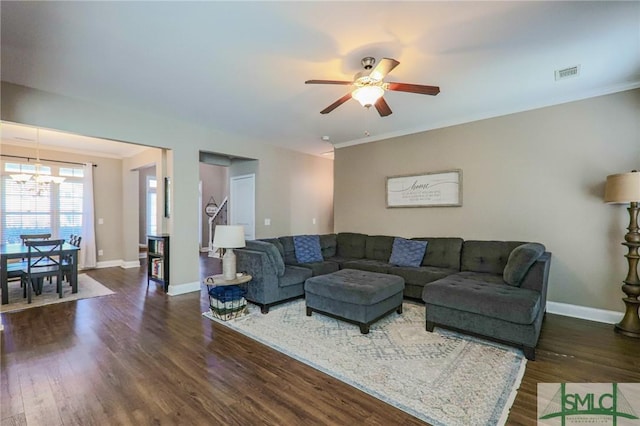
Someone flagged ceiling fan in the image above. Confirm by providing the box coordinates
[305,57,440,117]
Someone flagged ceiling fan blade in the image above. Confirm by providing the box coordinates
[305,79,352,85]
[320,93,352,114]
[369,58,400,81]
[386,82,440,95]
[374,97,392,117]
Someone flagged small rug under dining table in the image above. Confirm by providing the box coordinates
[1,274,114,314]
[203,299,526,426]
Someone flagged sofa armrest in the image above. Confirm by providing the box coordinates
[236,249,280,304]
[519,252,552,309]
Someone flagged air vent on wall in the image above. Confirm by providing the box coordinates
[555,65,580,81]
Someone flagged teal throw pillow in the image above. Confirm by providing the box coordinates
[503,243,545,286]
[293,235,323,263]
[389,237,428,268]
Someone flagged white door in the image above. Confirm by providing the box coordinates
[230,174,255,241]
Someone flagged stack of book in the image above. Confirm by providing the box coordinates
[152,240,164,255]
[151,259,163,279]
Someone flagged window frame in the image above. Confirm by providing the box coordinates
[1,159,84,244]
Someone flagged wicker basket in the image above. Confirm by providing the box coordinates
[207,285,247,321]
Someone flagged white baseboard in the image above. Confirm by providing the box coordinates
[96,259,141,269]
[96,260,125,269]
[199,247,209,253]
[167,281,201,296]
[547,301,624,324]
[121,260,142,269]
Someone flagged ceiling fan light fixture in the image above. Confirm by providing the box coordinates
[352,86,384,108]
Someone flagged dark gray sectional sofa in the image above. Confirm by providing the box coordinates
[235,232,551,360]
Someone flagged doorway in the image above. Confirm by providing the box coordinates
[199,162,230,252]
[230,174,255,241]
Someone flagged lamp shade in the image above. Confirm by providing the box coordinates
[604,171,640,204]
[352,86,384,107]
[212,225,246,248]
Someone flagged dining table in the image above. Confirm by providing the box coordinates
[1,242,80,305]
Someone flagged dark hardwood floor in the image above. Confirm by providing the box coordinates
[1,255,639,425]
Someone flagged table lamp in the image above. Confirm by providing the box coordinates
[604,170,640,337]
[213,225,246,280]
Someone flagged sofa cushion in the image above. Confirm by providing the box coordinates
[413,237,464,270]
[388,266,456,286]
[342,259,391,274]
[389,237,428,267]
[278,236,298,265]
[461,240,525,275]
[365,235,394,261]
[324,256,359,268]
[503,243,546,286]
[279,265,313,288]
[424,274,541,325]
[336,233,367,258]
[260,238,285,259]
[453,271,508,285]
[319,234,337,258]
[296,261,340,277]
[293,235,323,263]
[245,240,285,276]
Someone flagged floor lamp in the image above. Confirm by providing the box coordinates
[604,170,640,338]
[212,225,246,281]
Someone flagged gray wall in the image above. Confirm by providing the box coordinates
[334,89,640,312]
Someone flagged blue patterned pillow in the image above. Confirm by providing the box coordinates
[293,235,324,263]
[389,237,428,267]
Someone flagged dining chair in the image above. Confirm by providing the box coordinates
[18,233,52,266]
[62,235,81,283]
[4,262,25,284]
[20,233,52,243]
[21,239,65,303]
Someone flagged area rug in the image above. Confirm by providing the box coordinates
[1,274,114,313]
[203,300,526,426]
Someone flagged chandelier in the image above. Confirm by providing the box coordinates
[10,128,65,193]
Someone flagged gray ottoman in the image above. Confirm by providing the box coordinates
[304,269,405,334]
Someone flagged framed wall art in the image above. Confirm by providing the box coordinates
[386,169,462,208]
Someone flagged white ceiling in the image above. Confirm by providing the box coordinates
[0,122,150,159]
[1,1,639,158]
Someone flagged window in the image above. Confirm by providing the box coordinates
[147,177,157,236]
[1,161,84,244]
